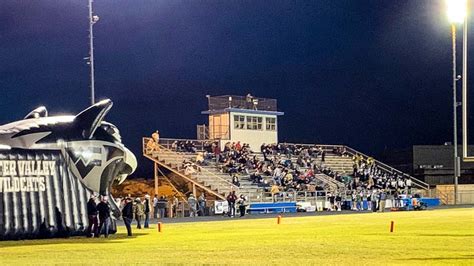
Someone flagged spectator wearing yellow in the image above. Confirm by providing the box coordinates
[146,131,160,153]
[270,183,280,202]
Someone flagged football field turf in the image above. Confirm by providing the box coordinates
[0,208,473,265]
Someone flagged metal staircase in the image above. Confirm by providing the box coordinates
[143,138,229,200]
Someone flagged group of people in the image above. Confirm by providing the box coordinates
[226,191,247,217]
[166,139,419,212]
[88,193,182,238]
[171,140,198,153]
[86,195,112,238]
[186,193,208,217]
[326,189,392,212]
[348,154,414,197]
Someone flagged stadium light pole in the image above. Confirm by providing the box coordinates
[88,0,99,105]
[446,0,467,205]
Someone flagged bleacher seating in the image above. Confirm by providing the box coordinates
[143,138,431,204]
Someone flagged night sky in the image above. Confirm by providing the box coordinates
[1,0,473,177]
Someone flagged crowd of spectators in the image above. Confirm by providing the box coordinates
[165,139,416,203]
[171,140,198,153]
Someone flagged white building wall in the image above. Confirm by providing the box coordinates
[228,111,278,151]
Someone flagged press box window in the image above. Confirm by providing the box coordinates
[234,115,245,129]
[246,116,262,130]
[266,117,276,131]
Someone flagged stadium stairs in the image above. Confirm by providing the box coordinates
[143,142,228,200]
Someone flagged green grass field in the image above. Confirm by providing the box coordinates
[1,208,473,265]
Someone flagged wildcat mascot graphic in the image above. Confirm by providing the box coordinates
[0,99,137,240]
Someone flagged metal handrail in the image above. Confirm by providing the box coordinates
[194,165,240,192]
[342,146,430,191]
[144,137,429,192]
[143,137,238,193]
[314,173,344,189]
[144,152,226,200]
[279,142,429,191]
[159,138,217,151]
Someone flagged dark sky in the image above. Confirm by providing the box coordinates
[1,0,473,177]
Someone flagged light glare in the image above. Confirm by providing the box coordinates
[446,0,467,23]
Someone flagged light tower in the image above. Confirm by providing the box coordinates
[446,0,467,204]
[88,0,100,105]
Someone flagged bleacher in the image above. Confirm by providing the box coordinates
[143,138,431,204]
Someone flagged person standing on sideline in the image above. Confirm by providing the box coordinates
[371,190,378,212]
[237,195,247,217]
[188,194,197,217]
[122,197,133,237]
[335,193,342,211]
[133,197,145,229]
[157,196,167,219]
[172,195,179,218]
[96,196,111,238]
[144,194,151,228]
[379,190,387,212]
[153,194,159,219]
[86,195,98,237]
[226,191,238,217]
[198,193,206,216]
[367,190,372,211]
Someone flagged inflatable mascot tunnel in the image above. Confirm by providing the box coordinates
[0,99,137,240]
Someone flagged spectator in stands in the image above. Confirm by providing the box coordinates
[86,195,98,237]
[307,184,316,197]
[97,196,111,238]
[398,178,405,192]
[145,131,160,154]
[320,148,326,162]
[133,197,145,229]
[270,183,280,202]
[171,141,178,151]
[143,194,151,228]
[235,141,242,151]
[195,152,205,165]
[232,174,240,187]
[188,194,198,217]
[226,191,238,217]
[184,161,198,175]
[121,197,133,237]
